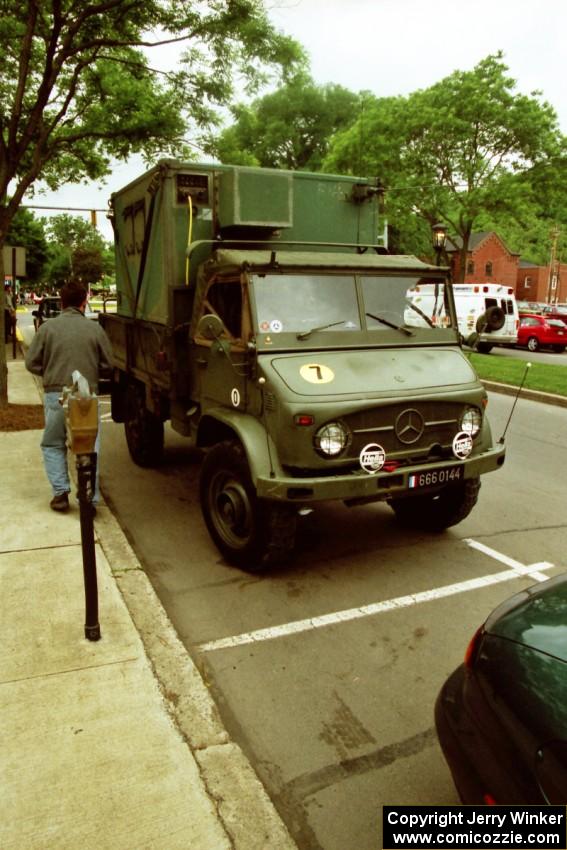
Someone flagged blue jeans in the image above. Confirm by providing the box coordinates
[41,392,101,503]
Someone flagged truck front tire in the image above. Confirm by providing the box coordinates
[389,477,481,531]
[124,382,164,467]
[200,440,296,571]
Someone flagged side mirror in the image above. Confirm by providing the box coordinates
[197,313,225,340]
[460,332,479,349]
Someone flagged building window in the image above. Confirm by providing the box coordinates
[524,276,532,289]
[467,261,474,275]
[485,262,493,276]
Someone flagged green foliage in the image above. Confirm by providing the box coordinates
[0,0,304,228]
[212,74,362,170]
[43,245,72,289]
[42,214,113,288]
[45,215,106,252]
[324,53,565,266]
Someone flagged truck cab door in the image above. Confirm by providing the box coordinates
[192,276,250,414]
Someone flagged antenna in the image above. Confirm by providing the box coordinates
[499,362,531,444]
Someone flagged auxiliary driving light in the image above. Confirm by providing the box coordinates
[460,407,482,437]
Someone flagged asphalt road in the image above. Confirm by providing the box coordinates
[97,392,567,850]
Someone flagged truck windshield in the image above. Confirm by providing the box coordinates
[362,276,454,331]
[252,272,453,336]
[254,274,360,335]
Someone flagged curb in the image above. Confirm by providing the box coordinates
[482,380,567,408]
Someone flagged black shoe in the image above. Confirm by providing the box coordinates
[50,493,69,512]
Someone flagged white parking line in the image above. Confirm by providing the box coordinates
[197,542,555,653]
[464,538,552,583]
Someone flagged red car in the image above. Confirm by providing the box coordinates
[517,313,567,352]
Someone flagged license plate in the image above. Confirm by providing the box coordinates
[408,466,463,489]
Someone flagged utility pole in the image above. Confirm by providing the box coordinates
[546,226,560,304]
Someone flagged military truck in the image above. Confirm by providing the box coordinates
[100,160,505,570]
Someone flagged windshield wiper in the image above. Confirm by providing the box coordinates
[406,301,436,328]
[365,312,414,336]
[296,320,346,340]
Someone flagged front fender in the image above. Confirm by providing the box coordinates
[197,408,284,485]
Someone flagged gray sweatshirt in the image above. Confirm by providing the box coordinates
[25,307,113,393]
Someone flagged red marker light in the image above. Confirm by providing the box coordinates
[464,625,484,668]
[382,461,399,473]
[295,414,314,427]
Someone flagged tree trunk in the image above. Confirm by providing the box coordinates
[455,230,472,283]
[0,246,7,408]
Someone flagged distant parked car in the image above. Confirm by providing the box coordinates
[436,572,567,805]
[539,305,567,326]
[516,313,566,352]
[33,296,100,331]
[32,296,62,331]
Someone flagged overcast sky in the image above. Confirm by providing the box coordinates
[28,0,567,242]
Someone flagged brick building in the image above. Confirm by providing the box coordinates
[446,231,520,288]
[516,260,567,304]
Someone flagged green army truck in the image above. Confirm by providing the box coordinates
[100,160,505,570]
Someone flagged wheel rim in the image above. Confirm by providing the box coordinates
[527,337,538,351]
[209,471,253,549]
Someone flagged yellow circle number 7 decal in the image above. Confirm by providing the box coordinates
[299,363,335,384]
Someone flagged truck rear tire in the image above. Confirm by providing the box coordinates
[475,341,493,354]
[200,440,296,571]
[124,382,164,467]
[389,477,481,531]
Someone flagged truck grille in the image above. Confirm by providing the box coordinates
[344,401,463,461]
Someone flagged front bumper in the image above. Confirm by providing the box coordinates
[256,443,505,502]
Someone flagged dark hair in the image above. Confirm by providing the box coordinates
[60,281,88,309]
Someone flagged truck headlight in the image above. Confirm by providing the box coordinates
[460,407,482,437]
[314,422,349,457]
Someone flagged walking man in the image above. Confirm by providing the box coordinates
[25,281,112,512]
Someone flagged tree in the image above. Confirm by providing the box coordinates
[5,208,49,287]
[0,0,302,405]
[41,213,113,289]
[212,73,362,171]
[325,54,565,272]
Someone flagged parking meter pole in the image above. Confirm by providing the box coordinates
[76,452,100,641]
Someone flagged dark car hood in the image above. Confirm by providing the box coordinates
[485,573,567,662]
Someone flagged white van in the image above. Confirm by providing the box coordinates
[452,284,519,353]
[406,282,519,353]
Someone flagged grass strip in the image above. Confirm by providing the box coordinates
[468,353,567,397]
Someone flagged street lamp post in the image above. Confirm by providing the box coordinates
[432,222,447,266]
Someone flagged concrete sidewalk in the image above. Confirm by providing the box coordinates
[1,349,296,850]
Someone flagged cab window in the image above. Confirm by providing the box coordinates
[202,278,247,342]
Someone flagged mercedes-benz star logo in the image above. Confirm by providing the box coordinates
[395,409,425,445]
